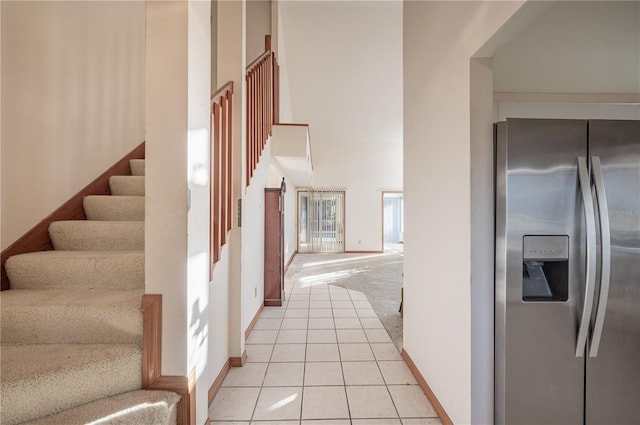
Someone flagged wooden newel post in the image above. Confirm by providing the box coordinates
[265,34,271,52]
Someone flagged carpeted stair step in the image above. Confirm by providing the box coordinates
[83,195,145,221]
[4,250,144,290]
[130,159,145,176]
[109,175,145,196]
[1,344,142,425]
[21,389,180,425]
[49,221,144,251]
[1,289,143,345]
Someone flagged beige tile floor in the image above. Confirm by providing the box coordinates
[209,255,441,425]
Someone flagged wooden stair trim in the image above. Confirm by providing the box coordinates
[142,294,163,387]
[208,359,231,405]
[401,348,453,425]
[284,251,297,274]
[225,303,264,368]
[230,351,247,368]
[1,142,145,290]
[150,371,196,425]
[142,293,196,425]
[245,303,265,340]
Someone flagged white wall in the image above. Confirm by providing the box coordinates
[493,1,640,95]
[403,2,524,423]
[145,0,190,378]
[206,3,239,424]
[1,1,145,249]
[308,144,402,251]
[187,1,213,423]
[147,2,223,422]
[275,2,293,123]
[242,144,271,330]
[283,178,296,265]
[208,241,230,396]
[242,144,297,328]
[246,0,271,63]
[211,0,217,94]
[216,0,246,362]
[278,1,403,252]
[469,57,496,425]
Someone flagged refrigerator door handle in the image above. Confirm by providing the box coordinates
[589,156,611,357]
[576,156,597,357]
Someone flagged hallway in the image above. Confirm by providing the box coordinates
[208,253,440,424]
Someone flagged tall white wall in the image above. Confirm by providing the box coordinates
[146,2,220,422]
[309,145,403,251]
[1,1,145,249]
[187,1,213,423]
[278,1,403,252]
[217,0,246,361]
[145,0,190,378]
[469,57,496,425]
[208,241,230,393]
[403,2,524,423]
[242,145,271,329]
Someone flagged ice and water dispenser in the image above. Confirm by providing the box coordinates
[522,236,569,302]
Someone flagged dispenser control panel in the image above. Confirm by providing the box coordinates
[522,235,569,302]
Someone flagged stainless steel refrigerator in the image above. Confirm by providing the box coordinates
[495,118,640,424]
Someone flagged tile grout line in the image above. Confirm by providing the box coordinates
[249,304,285,423]
[331,287,354,425]
[330,290,354,425]
[357,288,403,424]
[299,289,310,423]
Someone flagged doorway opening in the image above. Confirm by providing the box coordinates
[382,192,403,252]
[298,190,345,253]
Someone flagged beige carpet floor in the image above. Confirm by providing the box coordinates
[286,246,404,349]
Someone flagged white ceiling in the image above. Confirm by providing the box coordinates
[277,0,403,188]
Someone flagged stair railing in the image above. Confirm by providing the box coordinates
[210,81,234,276]
[246,34,279,186]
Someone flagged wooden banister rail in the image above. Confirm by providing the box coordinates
[246,34,280,187]
[210,81,234,279]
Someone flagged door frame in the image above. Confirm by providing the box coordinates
[296,189,346,253]
[381,191,403,251]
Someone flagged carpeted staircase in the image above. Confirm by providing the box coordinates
[1,159,180,425]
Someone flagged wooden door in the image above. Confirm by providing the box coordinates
[264,187,284,306]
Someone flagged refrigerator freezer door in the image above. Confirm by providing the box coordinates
[586,120,640,425]
[495,119,588,425]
